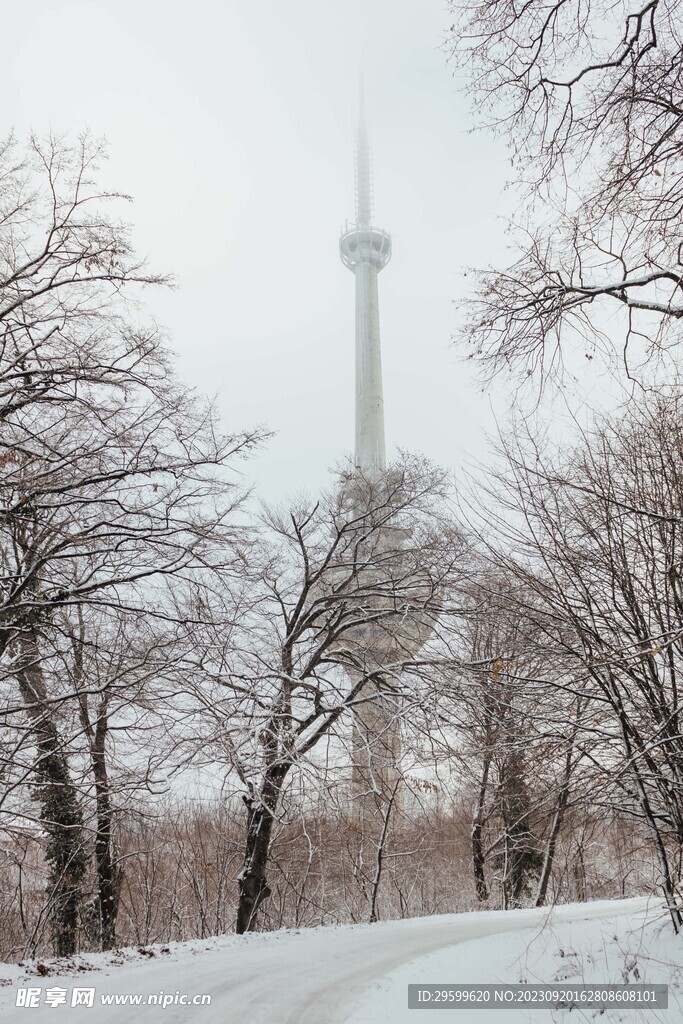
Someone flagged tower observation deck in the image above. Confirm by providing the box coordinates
[340,82,392,475]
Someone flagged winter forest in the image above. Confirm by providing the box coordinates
[4,0,683,976]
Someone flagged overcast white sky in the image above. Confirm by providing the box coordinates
[4,0,574,498]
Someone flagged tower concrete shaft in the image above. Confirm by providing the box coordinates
[353,260,386,472]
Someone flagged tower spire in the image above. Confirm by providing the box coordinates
[355,73,373,227]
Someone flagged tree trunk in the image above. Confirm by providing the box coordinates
[573,849,587,902]
[500,742,542,907]
[535,790,569,907]
[614,690,683,933]
[92,716,119,949]
[15,633,86,956]
[236,767,287,934]
[535,738,575,907]
[368,780,399,923]
[471,758,490,902]
[71,624,120,951]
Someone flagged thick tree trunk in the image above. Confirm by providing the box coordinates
[236,767,288,934]
[92,718,119,950]
[71,626,120,951]
[16,633,86,956]
[471,758,490,903]
[500,743,541,908]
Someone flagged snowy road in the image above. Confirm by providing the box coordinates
[0,899,651,1023]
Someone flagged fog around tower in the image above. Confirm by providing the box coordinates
[0,0,619,496]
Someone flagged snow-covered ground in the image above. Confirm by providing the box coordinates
[348,897,681,1024]
[0,897,678,1023]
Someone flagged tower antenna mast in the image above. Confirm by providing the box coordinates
[355,73,373,227]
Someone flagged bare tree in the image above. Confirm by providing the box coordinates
[188,456,466,933]
[472,395,683,928]
[0,132,262,953]
[434,585,581,911]
[447,0,683,383]
[62,605,198,950]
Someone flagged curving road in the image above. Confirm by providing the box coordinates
[0,899,649,1024]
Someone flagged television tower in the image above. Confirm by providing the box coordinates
[340,80,392,474]
[340,83,400,819]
